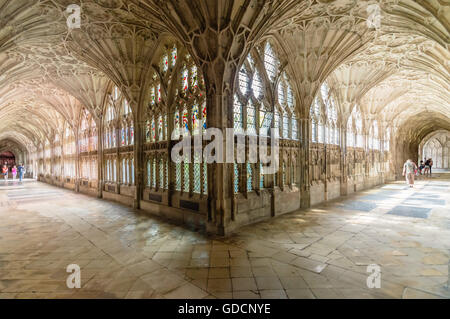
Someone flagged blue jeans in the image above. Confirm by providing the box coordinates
[19,172,23,181]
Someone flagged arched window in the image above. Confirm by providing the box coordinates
[233,41,298,193]
[278,73,297,140]
[354,107,364,148]
[146,44,207,195]
[311,97,322,143]
[384,129,390,151]
[347,114,354,147]
[104,98,116,149]
[327,97,338,145]
[311,82,339,145]
[371,120,379,150]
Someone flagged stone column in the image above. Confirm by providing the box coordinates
[340,126,348,196]
[75,130,80,193]
[205,91,234,235]
[97,118,103,198]
[133,116,144,209]
[300,118,310,208]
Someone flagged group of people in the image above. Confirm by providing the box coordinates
[402,157,433,188]
[1,163,26,182]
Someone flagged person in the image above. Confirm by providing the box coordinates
[424,158,431,176]
[18,164,25,182]
[419,160,424,175]
[11,165,17,180]
[428,158,433,176]
[402,159,417,188]
[1,164,8,181]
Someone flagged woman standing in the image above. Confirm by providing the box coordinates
[403,159,418,188]
[11,165,17,180]
[1,165,8,181]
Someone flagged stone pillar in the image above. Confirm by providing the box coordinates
[97,118,104,198]
[75,130,80,192]
[340,126,348,196]
[300,118,310,208]
[133,117,144,209]
[205,92,234,236]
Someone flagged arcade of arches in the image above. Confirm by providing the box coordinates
[0,1,449,235]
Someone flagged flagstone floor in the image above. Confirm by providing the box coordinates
[0,174,449,299]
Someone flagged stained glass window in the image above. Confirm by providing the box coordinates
[234,163,239,193]
[234,96,243,133]
[247,163,253,191]
[278,81,285,105]
[174,111,180,138]
[292,116,298,140]
[247,103,256,135]
[130,125,134,145]
[165,159,168,189]
[158,115,163,141]
[347,116,354,147]
[252,70,263,99]
[203,162,207,194]
[131,159,135,185]
[274,110,280,137]
[171,46,177,67]
[175,162,181,191]
[287,84,294,109]
[264,42,277,81]
[112,130,116,147]
[151,117,156,141]
[259,110,272,137]
[183,162,189,192]
[147,160,151,186]
[182,66,188,93]
[384,130,390,151]
[122,159,126,183]
[150,87,155,105]
[192,103,199,135]
[193,161,201,194]
[152,158,156,188]
[146,120,150,142]
[318,123,324,143]
[182,108,189,135]
[159,158,164,189]
[124,99,131,115]
[260,163,264,189]
[239,66,249,95]
[283,115,290,139]
[121,128,125,146]
[202,102,207,133]
[157,84,161,102]
[191,65,198,89]
[161,54,169,73]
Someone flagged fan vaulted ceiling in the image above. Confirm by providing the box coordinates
[0,0,448,152]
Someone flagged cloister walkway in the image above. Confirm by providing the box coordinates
[0,175,449,299]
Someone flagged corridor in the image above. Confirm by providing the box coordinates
[1,174,449,299]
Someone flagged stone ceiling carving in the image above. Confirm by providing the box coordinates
[0,0,448,151]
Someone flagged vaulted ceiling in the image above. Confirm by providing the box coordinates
[0,0,448,152]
